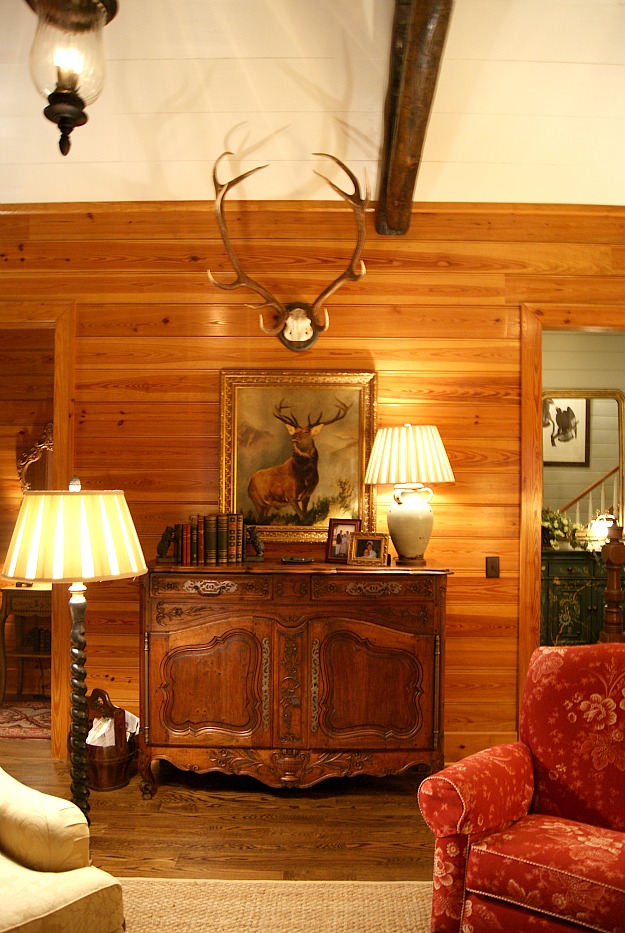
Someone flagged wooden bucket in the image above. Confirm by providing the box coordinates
[84,688,138,791]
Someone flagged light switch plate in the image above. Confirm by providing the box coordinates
[486,556,500,578]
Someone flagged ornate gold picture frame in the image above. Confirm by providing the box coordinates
[347,532,389,566]
[220,370,377,542]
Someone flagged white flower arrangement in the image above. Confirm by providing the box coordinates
[541,508,585,549]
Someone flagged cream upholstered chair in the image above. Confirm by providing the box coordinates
[418,644,625,932]
[0,766,124,932]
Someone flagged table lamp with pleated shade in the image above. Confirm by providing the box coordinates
[364,424,455,565]
[1,480,147,820]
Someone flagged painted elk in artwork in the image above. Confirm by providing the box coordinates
[208,153,369,351]
[248,398,352,523]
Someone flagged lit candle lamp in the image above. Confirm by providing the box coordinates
[54,47,83,92]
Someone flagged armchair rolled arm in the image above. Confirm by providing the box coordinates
[418,741,534,838]
[0,767,90,872]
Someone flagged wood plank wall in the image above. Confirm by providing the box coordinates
[0,200,623,762]
[0,328,54,695]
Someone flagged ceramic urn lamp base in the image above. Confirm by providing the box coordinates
[387,484,434,566]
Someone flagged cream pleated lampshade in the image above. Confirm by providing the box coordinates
[364,424,455,486]
[2,489,147,584]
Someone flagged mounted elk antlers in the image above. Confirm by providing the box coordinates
[207,152,369,352]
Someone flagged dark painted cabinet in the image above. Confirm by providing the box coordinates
[540,549,624,645]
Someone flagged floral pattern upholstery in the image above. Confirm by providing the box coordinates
[418,644,625,932]
[521,645,625,832]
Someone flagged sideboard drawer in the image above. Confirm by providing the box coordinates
[311,574,438,601]
[150,573,272,600]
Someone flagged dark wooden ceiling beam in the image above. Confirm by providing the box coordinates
[376,0,453,236]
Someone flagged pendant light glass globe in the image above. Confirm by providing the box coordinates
[29,14,107,104]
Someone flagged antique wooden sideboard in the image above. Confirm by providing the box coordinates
[138,561,449,795]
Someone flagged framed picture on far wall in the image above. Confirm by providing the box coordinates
[542,395,590,467]
[325,518,361,563]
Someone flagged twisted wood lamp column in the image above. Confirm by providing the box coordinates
[68,584,90,819]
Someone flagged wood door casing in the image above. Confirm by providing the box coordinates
[0,302,75,759]
[520,303,625,707]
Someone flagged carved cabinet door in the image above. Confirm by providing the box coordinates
[308,617,437,750]
[145,613,274,748]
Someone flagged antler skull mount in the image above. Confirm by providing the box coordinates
[207,152,369,352]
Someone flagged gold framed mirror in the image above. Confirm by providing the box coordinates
[17,421,54,491]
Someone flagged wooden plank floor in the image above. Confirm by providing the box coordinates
[0,737,435,882]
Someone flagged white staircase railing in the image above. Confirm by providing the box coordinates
[560,465,620,526]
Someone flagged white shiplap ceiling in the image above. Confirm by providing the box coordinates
[0,0,624,205]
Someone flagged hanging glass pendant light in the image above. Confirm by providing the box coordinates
[24,0,117,155]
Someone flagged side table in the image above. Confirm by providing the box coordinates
[0,585,52,704]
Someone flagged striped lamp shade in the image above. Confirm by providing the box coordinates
[2,489,147,584]
[364,424,455,486]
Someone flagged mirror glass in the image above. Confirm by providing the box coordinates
[542,332,625,531]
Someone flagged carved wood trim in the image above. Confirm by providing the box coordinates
[279,631,303,744]
[140,746,431,791]
[182,579,239,596]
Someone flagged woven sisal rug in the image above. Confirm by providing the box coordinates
[118,878,432,933]
[0,699,51,739]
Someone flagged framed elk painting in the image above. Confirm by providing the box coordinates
[220,370,377,542]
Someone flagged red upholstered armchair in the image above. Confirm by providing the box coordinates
[418,644,625,932]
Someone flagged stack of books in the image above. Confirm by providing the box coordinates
[172,513,245,565]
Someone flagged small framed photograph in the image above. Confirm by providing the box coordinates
[325,518,361,563]
[347,533,389,567]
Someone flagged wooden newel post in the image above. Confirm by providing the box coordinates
[600,524,625,642]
